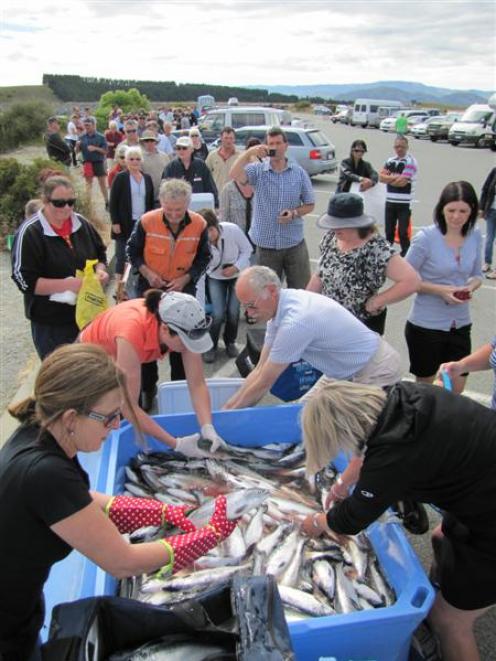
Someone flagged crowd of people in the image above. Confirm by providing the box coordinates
[3,117,495,661]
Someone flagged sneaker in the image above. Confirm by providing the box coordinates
[225,343,239,358]
[482,263,492,273]
[203,348,217,363]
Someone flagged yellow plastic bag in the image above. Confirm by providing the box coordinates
[75,259,108,330]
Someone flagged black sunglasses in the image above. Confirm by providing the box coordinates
[49,198,76,208]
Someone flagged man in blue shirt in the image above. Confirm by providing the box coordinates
[230,127,315,289]
[77,116,108,208]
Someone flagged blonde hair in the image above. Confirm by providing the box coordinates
[115,144,127,159]
[8,344,134,431]
[301,380,387,477]
[25,198,42,218]
[125,145,143,160]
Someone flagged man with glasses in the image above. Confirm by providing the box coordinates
[229,127,315,289]
[162,136,218,207]
[223,266,401,410]
[77,116,109,208]
[121,119,140,147]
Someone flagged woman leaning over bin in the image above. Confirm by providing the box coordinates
[300,379,496,661]
[79,289,227,457]
[0,344,237,661]
[11,174,108,359]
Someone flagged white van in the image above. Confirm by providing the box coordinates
[199,106,285,143]
[448,104,496,147]
[371,105,404,128]
[351,99,404,128]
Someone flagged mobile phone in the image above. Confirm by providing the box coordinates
[268,148,276,157]
[453,290,470,300]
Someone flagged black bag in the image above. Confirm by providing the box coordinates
[41,576,294,661]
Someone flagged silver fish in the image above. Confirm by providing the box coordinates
[158,564,250,592]
[335,563,361,614]
[122,638,230,661]
[354,581,384,607]
[244,507,265,549]
[266,529,300,577]
[279,537,305,587]
[187,489,270,528]
[312,560,336,601]
[278,586,335,617]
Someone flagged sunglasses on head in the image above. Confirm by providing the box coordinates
[49,198,76,208]
[85,408,121,427]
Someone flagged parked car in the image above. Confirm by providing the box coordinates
[380,110,428,132]
[406,114,429,131]
[426,112,462,141]
[331,108,352,124]
[313,105,332,115]
[411,116,440,139]
[448,104,496,147]
[198,106,285,143]
[209,125,337,177]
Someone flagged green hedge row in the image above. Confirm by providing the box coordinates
[0,101,53,153]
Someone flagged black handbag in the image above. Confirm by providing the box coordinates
[41,576,294,661]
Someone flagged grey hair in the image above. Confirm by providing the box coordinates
[301,380,387,478]
[125,119,138,129]
[241,266,281,294]
[159,178,192,203]
[125,145,143,160]
[115,143,128,158]
[84,116,96,125]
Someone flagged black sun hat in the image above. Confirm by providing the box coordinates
[317,193,375,230]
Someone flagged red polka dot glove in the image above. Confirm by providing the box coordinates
[208,495,238,541]
[156,496,239,576]
[106,496,197,534]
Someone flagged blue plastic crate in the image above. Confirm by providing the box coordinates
[43,405,434,661]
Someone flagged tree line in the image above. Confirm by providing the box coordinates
[42,74,300,104]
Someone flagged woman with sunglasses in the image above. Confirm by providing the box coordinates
[336,139,378,193]
[0,344,237,661]
[80,289,227,456]
[11,174,108,359]
[109,146,154,287]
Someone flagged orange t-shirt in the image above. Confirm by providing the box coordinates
[80,299,163,364]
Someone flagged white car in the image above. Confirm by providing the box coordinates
[411,116,438,139]
[379,115,400,132]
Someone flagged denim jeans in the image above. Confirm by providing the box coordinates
[31,320,80,359]
[207,277,240,348]
[484,208,496,265]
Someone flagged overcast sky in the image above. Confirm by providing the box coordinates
[1,0,495,91]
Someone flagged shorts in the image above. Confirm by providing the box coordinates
[437,514,496,610]
[83,161,106,178]
[405,321,471,378]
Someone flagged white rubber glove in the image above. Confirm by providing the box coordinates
[175,433,209,458]
[201,424,228,453]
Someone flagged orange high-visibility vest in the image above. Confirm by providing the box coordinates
[141,209,206,281]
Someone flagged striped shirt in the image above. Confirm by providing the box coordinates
[383,153,418,204]
[245,159,315,249]
[265,289,379,379]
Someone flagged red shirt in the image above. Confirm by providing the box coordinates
[49,217,73,249]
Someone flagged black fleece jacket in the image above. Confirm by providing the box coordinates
[327,382,496,536]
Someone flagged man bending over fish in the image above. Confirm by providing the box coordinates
[223,266,401,410]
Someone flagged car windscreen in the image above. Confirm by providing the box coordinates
[461,109,492,123]
[307,131,329,147]
[201,113,226,130]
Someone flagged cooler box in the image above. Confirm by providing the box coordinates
[43,405,435,661]
[189,192,215,212]
[157,377,245,414]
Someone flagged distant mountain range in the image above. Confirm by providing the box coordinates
[252,81,491,107]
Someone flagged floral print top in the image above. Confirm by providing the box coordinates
[318,232,395,321]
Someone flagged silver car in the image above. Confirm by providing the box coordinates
[210,125,337,177]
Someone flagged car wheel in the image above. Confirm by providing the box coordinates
[430,137,438,142]
[449,140,459,146]
[491,143,496,152]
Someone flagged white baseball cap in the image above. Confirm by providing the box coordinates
[158,292,213,353]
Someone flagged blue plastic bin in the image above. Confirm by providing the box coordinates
[43,405,434,661]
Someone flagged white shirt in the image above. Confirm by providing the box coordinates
[265,289,379,379]
[207,222,252,279]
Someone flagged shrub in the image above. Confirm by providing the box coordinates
[0,101,53,153]
[294,100,312,111]
[94,88,150,130]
